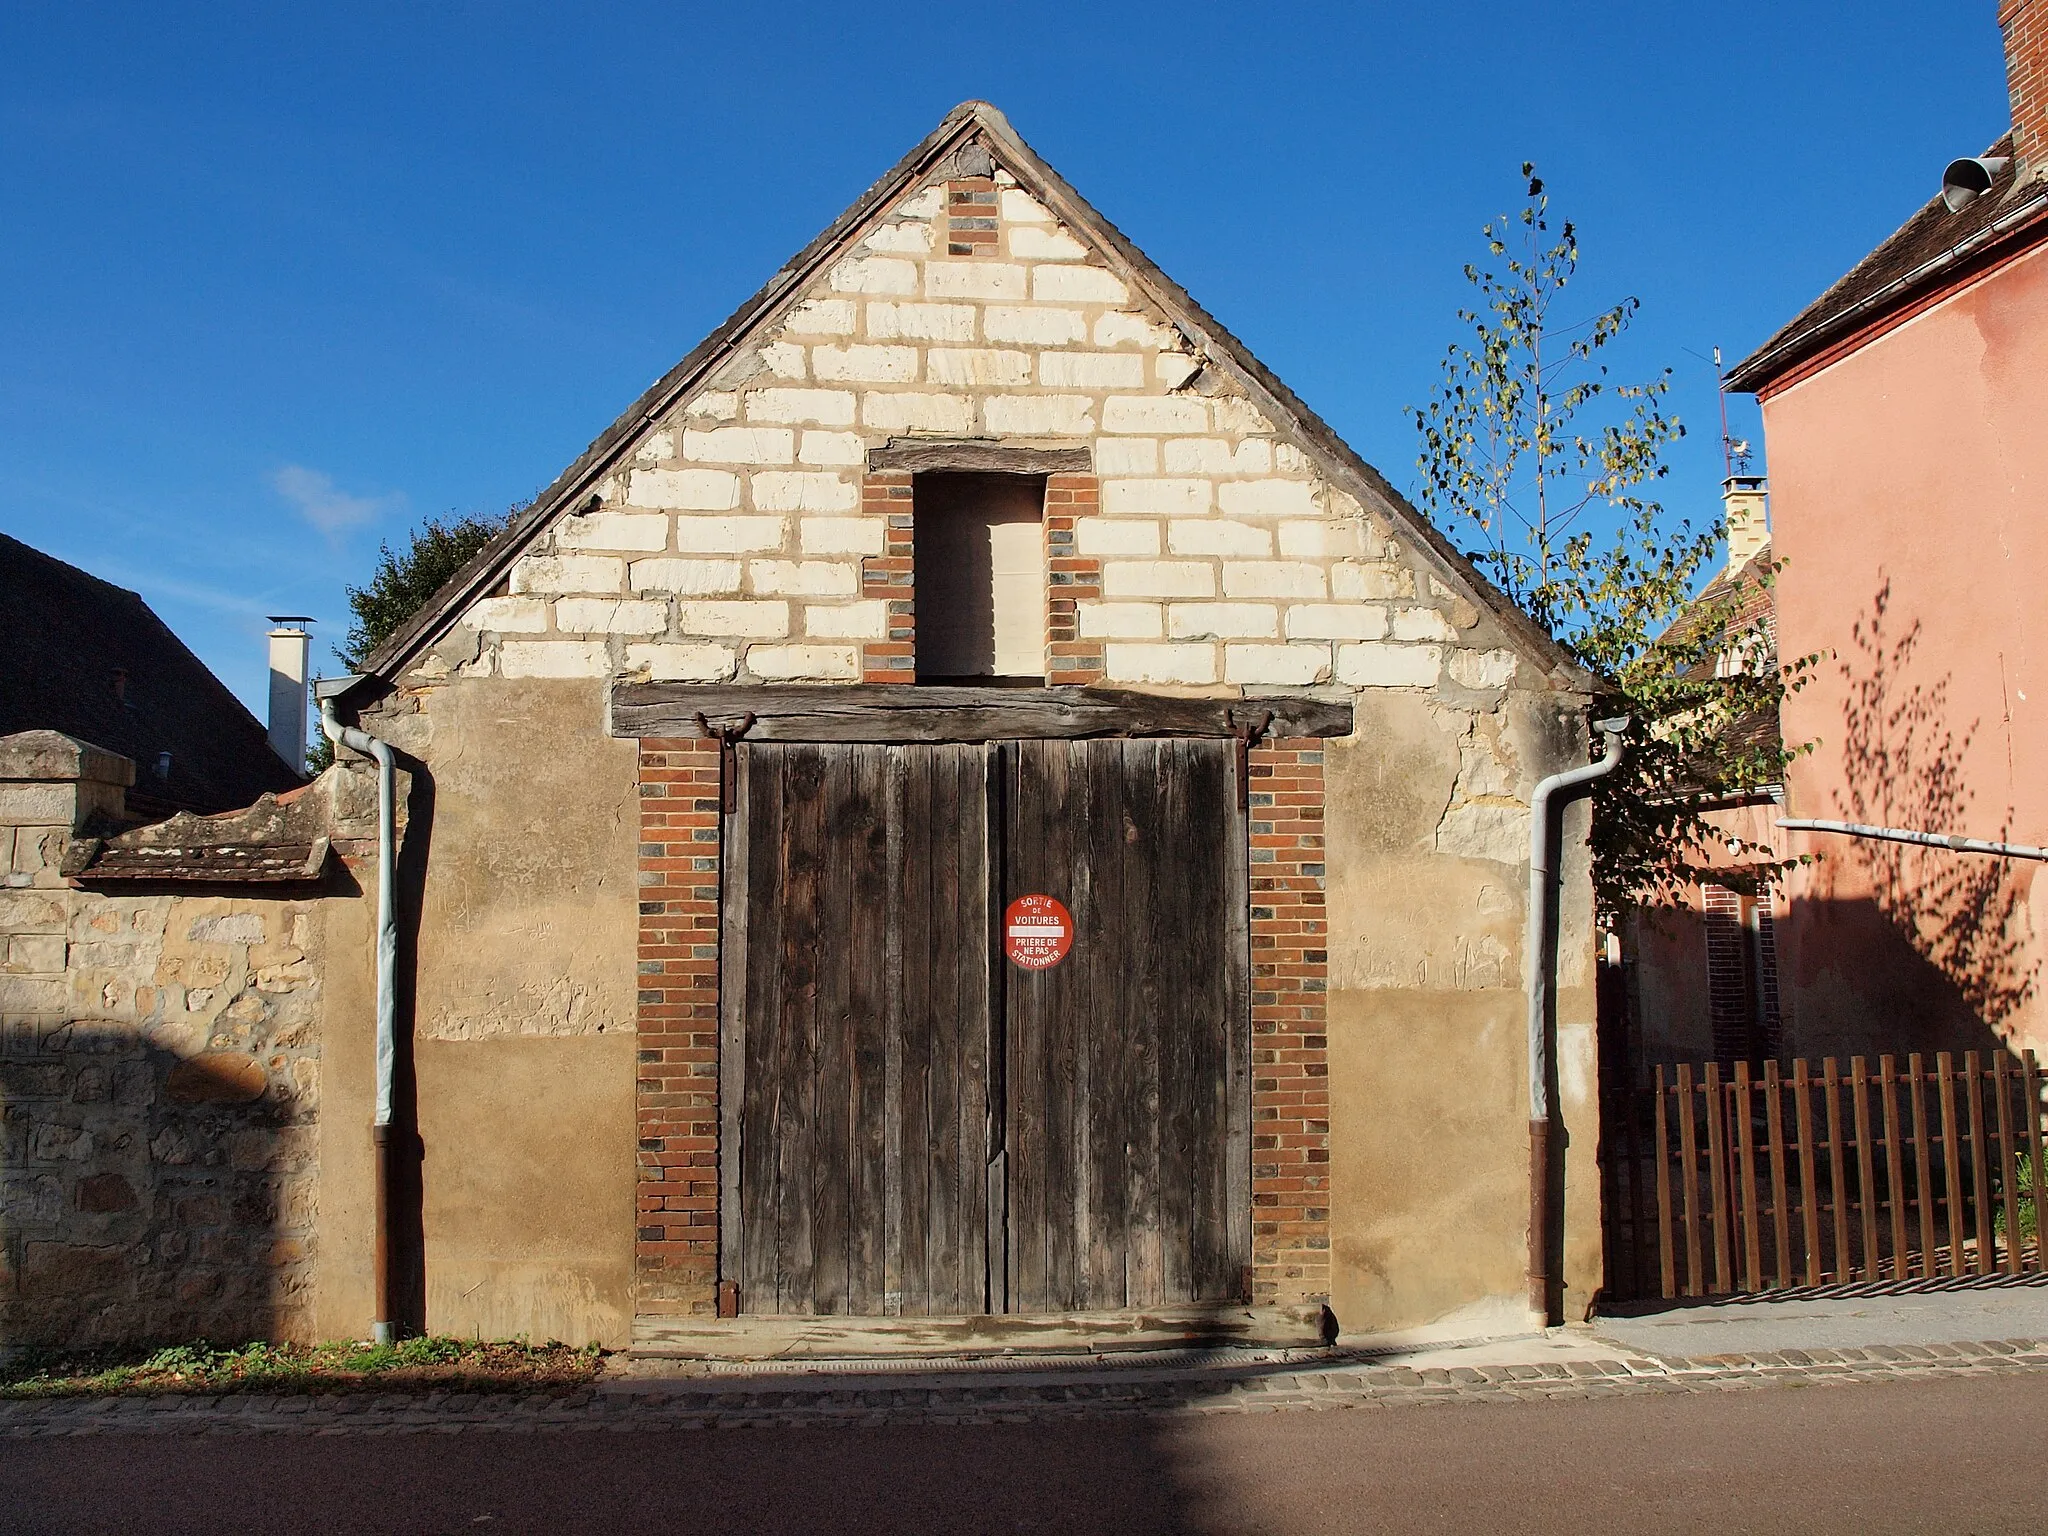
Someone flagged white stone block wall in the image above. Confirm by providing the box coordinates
[434,167,1529,710]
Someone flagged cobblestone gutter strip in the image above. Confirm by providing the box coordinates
[5,1340,2047,1437]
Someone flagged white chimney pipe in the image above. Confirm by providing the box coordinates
[266,618,313,772]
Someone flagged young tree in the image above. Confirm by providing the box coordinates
[306,508,514,770]
[1410,167,1807,914]
[338,509,515,671]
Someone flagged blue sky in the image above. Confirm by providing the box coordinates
[0,2,2010,715]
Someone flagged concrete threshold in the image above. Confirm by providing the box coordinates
[627,1304,1331,1365]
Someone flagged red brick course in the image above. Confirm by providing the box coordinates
[860,471,916,684]
[945,177,1000,256]
[1045,472,1104,685]
[1247,738,1330,1306]
[634,737,723,1315]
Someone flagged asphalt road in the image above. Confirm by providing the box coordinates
[7,1372,2042,1535]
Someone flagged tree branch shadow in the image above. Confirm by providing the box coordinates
[1827,578,2037,1032]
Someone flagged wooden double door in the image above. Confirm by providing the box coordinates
[720,737,1250,1317]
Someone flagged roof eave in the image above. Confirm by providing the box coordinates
[1728,184,2048,395]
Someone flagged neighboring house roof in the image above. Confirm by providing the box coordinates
[0,534,303,816]
[358,100,1589,694]
[1729,136,2048,394]
[1658,544,1782,797]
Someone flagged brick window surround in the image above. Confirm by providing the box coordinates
[861,468,1105,687]
[632,726,1330,1320]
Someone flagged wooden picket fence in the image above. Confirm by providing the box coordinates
[1601,1051,2048,1301]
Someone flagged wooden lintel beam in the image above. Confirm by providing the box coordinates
[610,683,1352,743]
[865,441,1093,475]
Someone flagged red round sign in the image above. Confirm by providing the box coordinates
[1004,894,1073,970]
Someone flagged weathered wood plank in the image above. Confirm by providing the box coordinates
[1734,1062,1761,1291]
[778,747,828,1313]
[1130,741,1175,1308]
[983,745,1007,1315]
[1765,1060,1791,1289]
[715,747,751,1302]
[1852,1057,1879,1282]
[808,747,856,1313]
[1212,737,1245,1310]
[1794,1059,1821,1287]
[1823,1059,1849,1283]
[1704,1063,1732,1293]
[612,683,1353,744]
[1002,743,1044,1310]
[1881,1056,1909,1282]
[896,748,936,1311]
[1181,739,1238,1302]
[1086,741,1132,1308]
[1995,1052,2022,1277]
[942,742,992,1315]
[1910,1054,1936,1279]
[881,749,908,1315]
[1938,1053,1966,1278]
[866,440,1092,475]
[1041,742,1083,1309]
[844,747,891,1312]
[737,748,784,1308]
[1677,1064,1703,1297]
[1967,1051,1996,1276]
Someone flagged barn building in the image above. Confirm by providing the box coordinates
[3,103,1603,1354]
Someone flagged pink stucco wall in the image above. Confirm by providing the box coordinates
[1762,239,2048,1059]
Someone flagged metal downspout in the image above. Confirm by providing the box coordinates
[1525,716,1629,1327]
[318,691,399,1347]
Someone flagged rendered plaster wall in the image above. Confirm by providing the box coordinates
[357,678,638,1347]
[1323,688,1599,1340]
[1,738,335,1349]
[1762,241,2048,1061]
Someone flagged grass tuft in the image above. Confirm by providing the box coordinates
[0,1337,603,1400]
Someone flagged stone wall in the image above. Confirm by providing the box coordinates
[414,169,1525,700]
[1,733,358,1350]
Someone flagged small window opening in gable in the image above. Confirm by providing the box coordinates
[912,472,1046,684]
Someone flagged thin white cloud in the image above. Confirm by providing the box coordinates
[272,464,401,535]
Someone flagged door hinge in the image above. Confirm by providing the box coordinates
[694,711,756,815]
[1229,709,1274,812]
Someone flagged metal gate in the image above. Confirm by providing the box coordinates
[719,738,1249,1317]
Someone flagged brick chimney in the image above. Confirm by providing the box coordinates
[2004,0,2048,183]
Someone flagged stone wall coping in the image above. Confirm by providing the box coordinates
[0,730,136,787]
